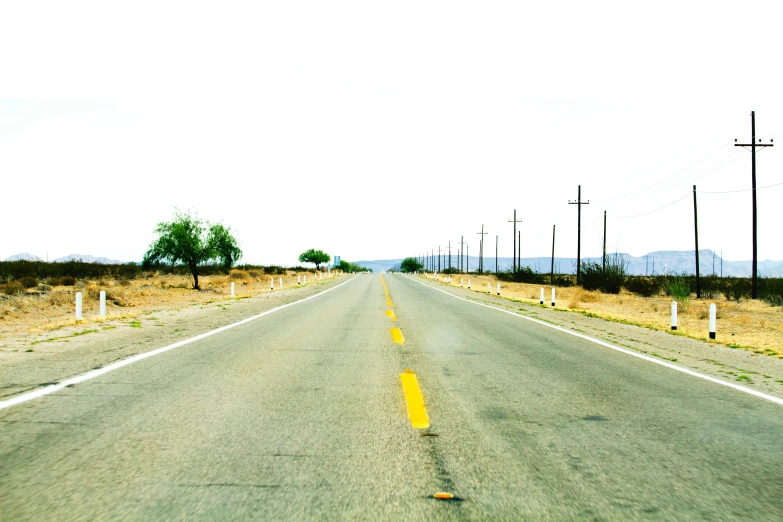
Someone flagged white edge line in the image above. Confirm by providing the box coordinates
[403,274,783,406]
[0,275,360,411]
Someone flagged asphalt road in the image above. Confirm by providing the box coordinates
[2,273,782,520]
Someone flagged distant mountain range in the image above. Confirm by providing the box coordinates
[3,253,127,264]
[355,250,783,277]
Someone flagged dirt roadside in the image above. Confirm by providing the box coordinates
[0,274,353,400]
[412,274,783,401]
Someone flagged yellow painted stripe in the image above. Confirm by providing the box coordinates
[386,310,395,317]
[400,369,430,429]
[390,327,404,343]
[387,301,394,307]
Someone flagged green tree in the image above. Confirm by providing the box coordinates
[299,249,330,269]
[142,210,243,290]
[400,257,424,273]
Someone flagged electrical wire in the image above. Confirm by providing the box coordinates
[613,193,691,219]
[700,181,783,194]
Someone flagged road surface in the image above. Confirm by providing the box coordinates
[2,273,782,520]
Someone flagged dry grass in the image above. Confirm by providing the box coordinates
[0,269,331,339]
[430,273,783,356]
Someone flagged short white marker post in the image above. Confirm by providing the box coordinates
[75,292,82,320]
[231,282,235,298]
[298,275,301,285]
[540,287,544,305]
[99,290,106,318]
[279,277,283,289]
[487,283,491,294]
[304,275,307,283]
[551,287,556,307]
[671,301,678,330]
[270,278,274,290]
[497,283,501,296]
[709,303,717,339]
[460,279,463,287]
[328,268,331,277]
[468,279,471,289]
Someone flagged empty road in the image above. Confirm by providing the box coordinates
[2,273,782,520]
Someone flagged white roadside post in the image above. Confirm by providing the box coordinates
[230,282,235,298]
[279,277,283,289]
[270,278,274,290]
[75,292,82,320]
[540,287,544,305]
[497,283,501,296]
[297,275,301,285]
[99,291,106,318]
[460,279,463,287]
[468,279,471,289]
[304,275,307,284]
[551,287,556,307]
[709,304,717,339]
[487,283,491,294]
[671,301,678,330]
[328,268,331,277]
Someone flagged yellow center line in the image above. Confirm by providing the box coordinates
[400,369,430,429]
[387,300,394,307]
[390,327,404,343]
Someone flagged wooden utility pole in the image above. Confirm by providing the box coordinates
[495,235,498,274]
[508,210,522,272]
[459,236,465,273]
[448,241,452,271]
[550,225,556,286]
[602,210,607,273]
[734,111,773,299]
[477,225,487,274]
[693,185,701,298]
[518,231,521,267]
[568,185,590,285]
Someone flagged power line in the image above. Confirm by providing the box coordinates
[613,193,690,219]
[700,180,783,194]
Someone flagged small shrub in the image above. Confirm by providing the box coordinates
[247,270,262,280]
[3,282,24,295]
[725,278,752,302]
[664,277,691,301]
[625,277,661,297]
[118,278,131,287]
[37,284,52,293]
[19,276,39,289]
[229,269,252,283]
[61,276,76,286]
[262,265,286,275]
[579,261,604,291]
[497,266,545,285]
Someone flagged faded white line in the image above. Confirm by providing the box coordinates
[0,276,360,411]
[404,275,783,407]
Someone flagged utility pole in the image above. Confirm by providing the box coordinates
[508,210,522,272]
[693,185,701,298]
[495,235,498,274]
[466,244,469,272]
[735,111,773,299]
[713,250,716,277]
[518,231,521,267]
[438,246,441,272]
[550,225,556,286]
[477,225,487,274]
[448,241,452,271]
[568,185,590,285]
[459,236,465,273]
[721,250,723,278]
[602,210,607,273]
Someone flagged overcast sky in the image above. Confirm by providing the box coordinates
[2,1,782,266]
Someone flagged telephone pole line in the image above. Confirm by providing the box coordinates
[568,185,590,285]
[448,241,452,271]
[495,235,498,274]
[734,111,773,299]
[477,225,487,274]
[508,210,522,272]
[602,210,607,273]
[550,225,556,286]
[459,236,465,273]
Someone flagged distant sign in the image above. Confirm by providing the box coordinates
[334,256,341,267]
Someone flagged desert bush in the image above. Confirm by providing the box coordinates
[579,261,604,291]
[19,276,39,289]
[759,277,783,306]
[37,284,52,293]
[664,277,691,301]
[61,276,76,286]
[625,277,661,297]
[497,266,545,285]
[247,270,262,280]
[602,255,628,294]
[48,291,73,306]
[262,265,286,275]
[229,269,252,282]
[724,278,752,302]
[3,282,24,295]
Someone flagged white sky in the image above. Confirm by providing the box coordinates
[2,1,782,266]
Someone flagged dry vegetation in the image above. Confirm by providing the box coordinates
[0,269,331,340]
[430,273,783,357]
